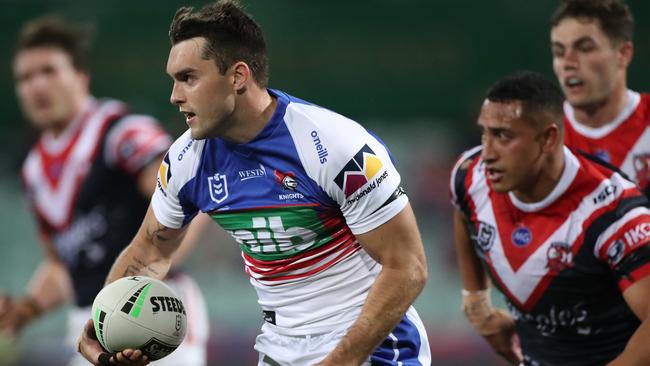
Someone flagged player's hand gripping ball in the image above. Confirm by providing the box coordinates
[91,276,187,361]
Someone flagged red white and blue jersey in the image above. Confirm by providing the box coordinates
[151,89,424,344]
[564,90,650,196]
[450,146,650,366]
[22,98,171,307]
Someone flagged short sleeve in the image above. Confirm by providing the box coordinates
[151,131,203,229]
[594,206,650,291]
[449,146,482,213]
[104,115,172,175]
[283,102,406,235]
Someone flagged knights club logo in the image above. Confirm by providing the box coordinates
[275,170,298,190]
[208,173,228,203]
[334,144,383,197]
[546,242,574,273]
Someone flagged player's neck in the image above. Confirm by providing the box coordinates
[512,147,565,203]
[43,119,72,138]
[42,94,91,139]
[571,85,629,128]
[222,86,276,144]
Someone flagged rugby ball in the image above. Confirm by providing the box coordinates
[91,276,187,360]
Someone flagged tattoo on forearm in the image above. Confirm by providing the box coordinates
[121,257,160,277]
[145,223,171,245]
[136,256,160,275]
[123,265,140,277]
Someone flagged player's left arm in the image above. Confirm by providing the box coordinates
[597,204,650,365]
[607,274,650,365]
[315,202,427,366]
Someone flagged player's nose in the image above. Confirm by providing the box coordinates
[170,82,185,105]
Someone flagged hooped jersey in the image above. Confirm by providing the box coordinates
[450,146,650,366]
[564,90,650,195]
[22,98,171,306]
[152,89,408,335]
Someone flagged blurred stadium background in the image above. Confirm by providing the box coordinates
[1,0,649,365]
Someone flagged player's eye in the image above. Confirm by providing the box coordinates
[551,47,564,58]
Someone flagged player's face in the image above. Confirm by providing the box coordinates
[167,37,236,140]
[13,47,89,131]
[551,17,627,110]
[478,100,544,194]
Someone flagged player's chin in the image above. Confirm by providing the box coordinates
[189,126,209,140]
[490,181,511,194]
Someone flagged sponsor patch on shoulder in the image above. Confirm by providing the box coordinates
[334,145,388,203]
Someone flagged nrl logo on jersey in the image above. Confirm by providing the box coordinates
[208,173,228,203]
[475,221,495,252]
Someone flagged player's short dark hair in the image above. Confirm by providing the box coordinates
[15,15,93,72]
[486,71,564,132]
[551,0,634,44]
[169,0,269,87]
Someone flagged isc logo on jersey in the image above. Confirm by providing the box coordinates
[157,153,172,197]
[334,144,389,204]
[621,222,650,249]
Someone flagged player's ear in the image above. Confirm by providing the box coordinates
[618,41,634,69]
[541,123,560,152]
[76,70,91,92]
[232,61,251,94]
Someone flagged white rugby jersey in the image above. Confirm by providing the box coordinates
[152,89,408,335]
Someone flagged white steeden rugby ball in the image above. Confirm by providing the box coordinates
[91,276,187,360]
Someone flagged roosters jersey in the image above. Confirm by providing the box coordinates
[22,98,171,306]
[450,146,650,366]
[152,89,411,336]
[564,90,650,195]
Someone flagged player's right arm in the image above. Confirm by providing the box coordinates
[77,205,188,366]
[104,204,188,285]
[453,209,522,365]
[78,132,201,366]
[449,149,522,365]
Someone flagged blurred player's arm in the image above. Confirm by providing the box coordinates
[453,208,522,365]
[0,238,71,335]
[607,273,650,365]
[315,203,427,366]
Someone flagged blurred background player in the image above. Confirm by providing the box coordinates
[77,1,430,365]
[0,16,209,366]
[551,0,650,197]
[450,71,650,365]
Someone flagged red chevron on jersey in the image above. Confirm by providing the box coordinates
[455,148,640,310]
[22,100,127,230]
[564,91,650,190]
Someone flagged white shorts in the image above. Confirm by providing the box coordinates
[255,306,431,366]
[67,273,210,366]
